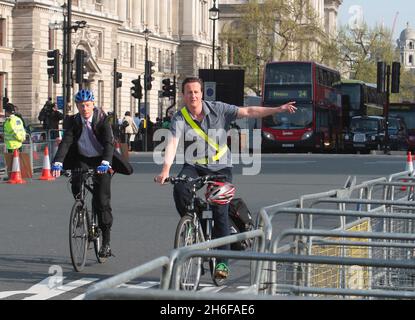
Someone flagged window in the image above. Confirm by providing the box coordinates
[95,0,103,12]
[130,45,135,68]
[410,42,414,49]
[410,55,413,64]
[0,18,5,47]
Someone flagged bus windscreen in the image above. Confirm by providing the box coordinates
[265,63,312,85]
[263,104,313,129]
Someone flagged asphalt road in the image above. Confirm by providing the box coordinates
[0,152,407,299]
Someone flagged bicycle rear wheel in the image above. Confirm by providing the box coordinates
[174,215,203,291]
[69,201,88,272]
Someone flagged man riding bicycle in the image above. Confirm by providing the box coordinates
[155,77,296,280]
[52,89,133,258]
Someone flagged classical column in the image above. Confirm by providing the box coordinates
[117,0,127,22]
[132,0,141,29]
[159,0,167,36]
[146,0,155,31]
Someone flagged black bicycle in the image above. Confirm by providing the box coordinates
[167,174,230,291]
[65,169,106,272]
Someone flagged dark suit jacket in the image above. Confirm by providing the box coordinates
[53,108,133,175]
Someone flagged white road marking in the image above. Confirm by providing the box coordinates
[23,278,99,300]
[0,277,65,299]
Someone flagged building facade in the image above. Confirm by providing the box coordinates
[397,23,415,72]
[0,0,341,123]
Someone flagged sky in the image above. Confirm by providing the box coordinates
[338,0,415,41]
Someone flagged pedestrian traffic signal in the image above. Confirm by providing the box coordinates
[115,72,123,88]
[131,78,143,99]
[161,78,176,97]
[145,60,155,90]
[47,49,60,84]
[391,62,401,94]
[75,49,87,84]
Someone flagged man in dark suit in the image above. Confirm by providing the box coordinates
[51,89,133,258]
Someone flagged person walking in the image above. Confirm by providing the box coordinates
[51,89,133,258]
[155,77,296,280]
[121,111,138,151]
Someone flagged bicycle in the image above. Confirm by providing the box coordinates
[64,169,106,272]
[167,174,230,291]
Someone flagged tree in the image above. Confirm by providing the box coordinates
[336,24,398,82]
[220,0,329,94]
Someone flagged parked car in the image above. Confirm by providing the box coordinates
[344,116,385,153]
[387,117,409,151]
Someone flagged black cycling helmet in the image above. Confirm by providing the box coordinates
[4,103,16,114]
[75,89,95,103]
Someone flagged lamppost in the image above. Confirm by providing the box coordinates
[209,0,220,69]
[62,0,86,119]
[143,28,151,152]
[256,55,261,96]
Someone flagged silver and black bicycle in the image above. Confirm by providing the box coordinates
[65,169,106,272]
[167,174,230,291]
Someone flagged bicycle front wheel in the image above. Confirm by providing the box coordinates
[174,215,203,291]
[69,201,88,272]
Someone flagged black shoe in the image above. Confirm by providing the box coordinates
[99,244,112,258]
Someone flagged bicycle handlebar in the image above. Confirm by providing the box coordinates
[165,174,227,185]
[63,169,96,178]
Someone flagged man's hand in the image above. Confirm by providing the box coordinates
[279,101,297,114]
[154,170,170,185]
[51,162,63,178]
[97,161,111,174]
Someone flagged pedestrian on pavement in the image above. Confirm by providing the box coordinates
[51,89,133,259]
[3,103,26,153]
[121,111,138,151]
[38,99,63,139]
[155,77,296,280]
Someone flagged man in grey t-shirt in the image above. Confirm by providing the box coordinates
[155,77,296,280]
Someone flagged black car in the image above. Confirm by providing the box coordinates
[387,117,409,151]
[344,116,385,153]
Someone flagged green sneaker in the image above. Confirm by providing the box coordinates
[214,262,230,279]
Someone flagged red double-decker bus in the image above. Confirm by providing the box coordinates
[261,61,342,152]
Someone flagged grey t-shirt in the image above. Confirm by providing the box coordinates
[170,100,239,171]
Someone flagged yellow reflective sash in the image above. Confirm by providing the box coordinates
[181,107,228,164]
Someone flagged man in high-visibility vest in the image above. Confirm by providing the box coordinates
[3,103,26,153]
[155,77,297,281]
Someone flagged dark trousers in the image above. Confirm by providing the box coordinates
[173,164,233,262]
[71,156,113,245]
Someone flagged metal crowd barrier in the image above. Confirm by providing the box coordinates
[0,129,62,176]
[85,170,415,300]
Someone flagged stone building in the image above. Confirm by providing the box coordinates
[397,23,415,72]
[0,0,341,123]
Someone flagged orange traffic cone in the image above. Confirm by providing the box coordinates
[7,150,26,184]
[401,151,413,191]
[39,146,55,181]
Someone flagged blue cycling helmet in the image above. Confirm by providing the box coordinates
[75,89,95,103]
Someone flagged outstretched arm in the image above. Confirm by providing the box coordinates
[237,101,297,119]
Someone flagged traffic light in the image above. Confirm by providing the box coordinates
[162,78,172,97]
[391,62,401,94]
[47,49,60,84]
[75,49,87,84]
[161,78,176,97]
[115,72,123,88]
[377,61,386,93]
[131,78,143,99]
[145,60,155,90]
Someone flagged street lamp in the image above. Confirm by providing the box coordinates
[62,0,87,119]
[209,0,220,69]
[143,28,152,151]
